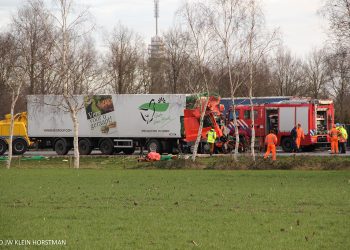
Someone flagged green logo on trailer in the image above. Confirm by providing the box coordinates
[139,97,169,124]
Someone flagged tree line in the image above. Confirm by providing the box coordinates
[0,0,349,167]
[0,0,349,122]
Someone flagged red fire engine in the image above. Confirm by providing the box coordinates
[220,97,335,152]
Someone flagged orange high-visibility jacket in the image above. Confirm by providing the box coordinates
[265,133,278,145]
[330,128,339,139]
[296,127,304,139]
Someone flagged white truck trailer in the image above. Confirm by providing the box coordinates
[27,94,222,155]
[27,94,186,155]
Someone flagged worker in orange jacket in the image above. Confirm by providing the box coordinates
[264,129,278,161]
[296,123,305,152]
[329,124,340,154]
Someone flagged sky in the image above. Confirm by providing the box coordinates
[0,0,328,57]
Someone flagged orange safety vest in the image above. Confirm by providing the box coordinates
[265,133,278,146]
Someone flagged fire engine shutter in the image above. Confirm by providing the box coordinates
[296,107,309,134]
[279,107,295,132]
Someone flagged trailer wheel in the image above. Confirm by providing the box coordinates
[147,139,162,153]
[99,138,114,155]
[79,139,93,155]
[123,148,135,155]
[54,138,69,155]
[13,139,28,155]
[0,139,7,155]
[281,137,293,152]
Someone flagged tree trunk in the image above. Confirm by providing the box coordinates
[249,93,256,161]
[226,53,240,161]
[232,103,240,160]
[248,3,256,162]
[192,96,209,162]
[6,91,20,169]
[71,109,80,168]
[6,97,16,169]
[249,35,256,161]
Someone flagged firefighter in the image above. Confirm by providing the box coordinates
[264,129,278,161]
[329,124,339,154]
[337,124,348,154]
[296,123,305,152]
[206,126,217,156]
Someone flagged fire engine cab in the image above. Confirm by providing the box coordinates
[220,97,335,152]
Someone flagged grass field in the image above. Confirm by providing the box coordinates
[0,157,349,249]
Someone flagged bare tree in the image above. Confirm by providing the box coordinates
[12,0,56,95]
[246,0,278,161]
[51,0,96,168]
[105,23,145,94]
[0,33,27,169]
[180,2,215,161]
[326,46,350,122]
[208,0,249,160]
[137,50,152,93]
[322,0,350,122]
[271,46,303,96]
[303,48,329,99]
[322,0,350,45]
[163,26,190,93]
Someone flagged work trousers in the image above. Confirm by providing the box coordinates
[291,137,297,152]
[331,138,338,154]
[209,143,215,156]
[296,137,302,149]
[264,144,276,161]
[339,142,346,154]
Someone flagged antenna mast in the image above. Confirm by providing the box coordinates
[154,0,159,36]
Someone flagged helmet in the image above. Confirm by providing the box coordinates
[335,123,340,127]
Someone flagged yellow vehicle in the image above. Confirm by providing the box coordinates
[0,112,31,155]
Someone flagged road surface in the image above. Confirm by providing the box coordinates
[3,148,348,157]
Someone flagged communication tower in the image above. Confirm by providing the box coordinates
[148,0,165,59]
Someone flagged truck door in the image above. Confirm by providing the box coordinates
[296,107,309,134]
[279,107,295,132]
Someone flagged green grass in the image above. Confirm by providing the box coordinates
[0,159,349,249]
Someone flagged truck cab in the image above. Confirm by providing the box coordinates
[0,112,31,155]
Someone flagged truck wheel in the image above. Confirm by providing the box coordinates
[281,137,293,152]
[0,139,7,155]
[13,139,28,155]
[147,139,162,153]
[55,138,69,155]
[123,148,135,155]
[79,139,93,155]
[99,138,114,155]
